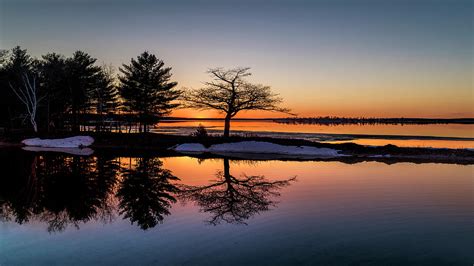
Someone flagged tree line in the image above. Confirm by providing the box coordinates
[274,117,474,125]
[0,46,289,136]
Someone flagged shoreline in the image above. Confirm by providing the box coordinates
[154,127,474,141]
[2,132,473,164]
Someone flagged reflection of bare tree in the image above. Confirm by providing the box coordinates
[118,157,179,230]
[179,159,295,225]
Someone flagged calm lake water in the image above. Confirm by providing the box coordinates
[153,120,474,149]
[1,149,473,265]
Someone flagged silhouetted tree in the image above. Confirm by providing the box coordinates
[179,158,295,225]
[64,51,102,132]
[118,157,179,230]
[119,51,180,133]
[182,67,291,137]
[90,64,119,132]
[0,51,10,128]
[0,49,8,66]
[0,46,36,129]
[37,53,68,131]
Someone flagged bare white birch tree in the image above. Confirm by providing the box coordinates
[9,73,43,132]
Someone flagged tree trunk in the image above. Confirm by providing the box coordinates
[47,99,51,133]
[8,106,13,131]
[72,107,78,133]
[31,117,38,133]
[142,112,147,133]
[223,158,230,177]
[223,115,231,138]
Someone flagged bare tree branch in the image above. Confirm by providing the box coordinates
[181,67,292,137]
[9,73,42,132]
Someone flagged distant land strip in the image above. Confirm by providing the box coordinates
[159,117,474,125]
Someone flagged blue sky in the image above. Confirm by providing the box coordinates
[1,0,472,117]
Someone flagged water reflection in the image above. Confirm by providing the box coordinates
[118,157,179,230]
[0,150,294,232]
[178,159,296,225]
[0,151,118,232]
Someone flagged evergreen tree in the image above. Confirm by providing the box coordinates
[90,65,119,131]
[0,49,8,67]
[64,51,102,132]
[38,53,68,131]
[0,50,9,128]
[118,51,180,133]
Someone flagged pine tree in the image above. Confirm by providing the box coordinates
[118,51,180,133]
[64,51,102,132]
[90,65,119,131]
[38,53,68,131]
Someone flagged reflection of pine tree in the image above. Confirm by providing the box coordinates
[179,159,296,225]
[118,157,179,230]
[95,155,121,223]
[0,151,119,232]
[0,150,38,224]
[35,155,118,232]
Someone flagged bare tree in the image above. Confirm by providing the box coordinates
[9,73,43,132]
[178,158,296,225]
[182,67,291,137]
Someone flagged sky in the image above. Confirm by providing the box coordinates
[0,0,472,118]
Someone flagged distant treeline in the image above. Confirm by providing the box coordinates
[273,117,474,125]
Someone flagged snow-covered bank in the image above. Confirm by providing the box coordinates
[22,136,94,148]
[173,141,345,158]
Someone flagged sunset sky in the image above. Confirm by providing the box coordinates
[1,0,472,118]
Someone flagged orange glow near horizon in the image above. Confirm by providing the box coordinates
[156,120,474,138]
[171,107,474,119]
[171,67,473,119]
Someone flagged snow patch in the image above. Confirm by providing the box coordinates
[173,141,344,158]
[22,136,94,148]
[173,143,207,153]
[368,154,392,158]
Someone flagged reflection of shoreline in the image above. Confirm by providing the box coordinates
[153,127,474,142]
[273,117,474,125]
[156,117,474,125]
[169,153,474,165]
[0,152,295,232]
[22,146,95,156]
[326,139,474,149]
